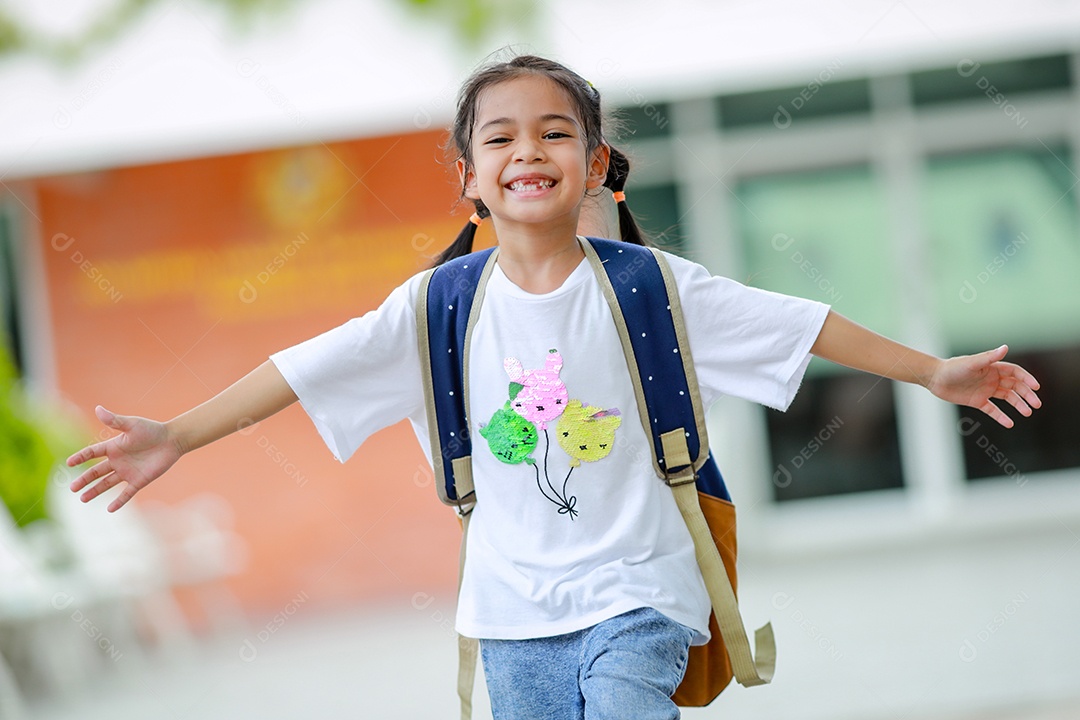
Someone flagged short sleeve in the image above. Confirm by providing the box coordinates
[270,274,425,462]
[663,252,830,411]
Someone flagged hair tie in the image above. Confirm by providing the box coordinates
[612,191,626,203]
[469,212,483,226]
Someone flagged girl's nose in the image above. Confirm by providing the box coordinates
[513,137,544,162]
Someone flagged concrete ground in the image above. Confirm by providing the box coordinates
[14,605,1080,720]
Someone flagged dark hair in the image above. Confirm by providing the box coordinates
[433,54,650,266]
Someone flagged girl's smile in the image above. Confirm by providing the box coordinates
[505,172,557,197]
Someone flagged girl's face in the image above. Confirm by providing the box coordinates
[459,75,609,232]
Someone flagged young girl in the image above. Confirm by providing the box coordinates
[67,55,1041,719]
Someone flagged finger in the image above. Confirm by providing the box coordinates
[1000,389,1033,418]
[977,344,1008,367]
[108,485,139,513]
[67,441,111,467]
[996,370,1042,410]
[80,472,124,503]
[998,362,1041,392]
[70,459,112,492]
[96,405,131,431]
[1017,385,1042,410]
[980,400,1014,429]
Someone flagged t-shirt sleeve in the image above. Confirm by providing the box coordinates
[665,252,830,411]
[269,275,424,463]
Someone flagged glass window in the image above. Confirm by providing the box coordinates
[0,210,23,374]
[736,165,901,337]
[923,146,1080,348]
[614,102,672,140]
[717,78,871,130]
[735,166,905,501]
[766,373,903,502]
[957,345,1080,483]
[923,146,1080,480]
[911,54,1072,107]
[624,182,686,254]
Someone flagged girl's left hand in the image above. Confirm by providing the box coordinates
[927,345,1042,428]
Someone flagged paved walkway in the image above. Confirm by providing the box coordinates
[17,606,1080,720]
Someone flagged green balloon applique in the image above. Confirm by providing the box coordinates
[480,384,538,465]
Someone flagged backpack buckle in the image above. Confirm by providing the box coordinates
[659,428,697,487]
[664,468,697,487]
[455,494,475,518]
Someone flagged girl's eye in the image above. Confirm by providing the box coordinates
[544,131,570,139]
[484,137,511,145]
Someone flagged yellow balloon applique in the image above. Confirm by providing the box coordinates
[556,400,622,467]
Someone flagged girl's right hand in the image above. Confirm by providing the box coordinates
[67,405,183,513]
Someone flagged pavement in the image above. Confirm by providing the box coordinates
[15,605,1080,720]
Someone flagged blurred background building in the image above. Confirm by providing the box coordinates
[0,1,1077,718]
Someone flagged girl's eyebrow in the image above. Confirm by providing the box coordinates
[477,113,580,133]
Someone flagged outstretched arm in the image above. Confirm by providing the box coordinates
[67,360,297,512]
[809,310,1041,428]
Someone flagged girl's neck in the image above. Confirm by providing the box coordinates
[493,217,585,295]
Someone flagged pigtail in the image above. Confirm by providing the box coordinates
[432,201,489,267]
[604,146,650,247]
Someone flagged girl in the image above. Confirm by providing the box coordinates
[68,55,1041,719]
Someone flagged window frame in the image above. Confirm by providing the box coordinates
[616,53,1080,557]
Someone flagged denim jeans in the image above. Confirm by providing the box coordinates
[479,607,695,720]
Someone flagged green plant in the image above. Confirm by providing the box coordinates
[0,345,80,528]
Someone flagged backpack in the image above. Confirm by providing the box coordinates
[416,236,775,719]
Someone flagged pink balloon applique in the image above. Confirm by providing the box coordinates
[504,349,569,431]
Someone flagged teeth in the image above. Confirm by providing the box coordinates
[509,179,554,192]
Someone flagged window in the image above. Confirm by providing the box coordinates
[923,146,1080,481]
[624,183,685,254]
[614,102,672,140]
[957,346,1080,482]
[911,55,1072,107]
[0,208,23,375]
[717,78,871,130]
[735,165,905,501]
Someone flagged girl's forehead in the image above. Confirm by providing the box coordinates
[473,75,581,127]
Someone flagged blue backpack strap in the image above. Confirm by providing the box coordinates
[583,236,774,688]
[416,247,500,511]
[581,236,729,501]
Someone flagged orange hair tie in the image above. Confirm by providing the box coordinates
[612,191,626,203]
[469,212,483,226]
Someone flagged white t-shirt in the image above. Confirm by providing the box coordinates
[270,249,829,645]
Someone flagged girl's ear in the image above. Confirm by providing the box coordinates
[586,144,611,190]
[456,158,481,200]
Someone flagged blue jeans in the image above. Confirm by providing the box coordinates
[479,607,695,720]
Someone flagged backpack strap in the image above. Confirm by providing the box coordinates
[580,236,711,481]
[416,247,500,513]
[456,513,479,720]
[581,236,776,688]
[416,249,499,720]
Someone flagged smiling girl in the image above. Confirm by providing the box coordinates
[68,55,1040,719]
